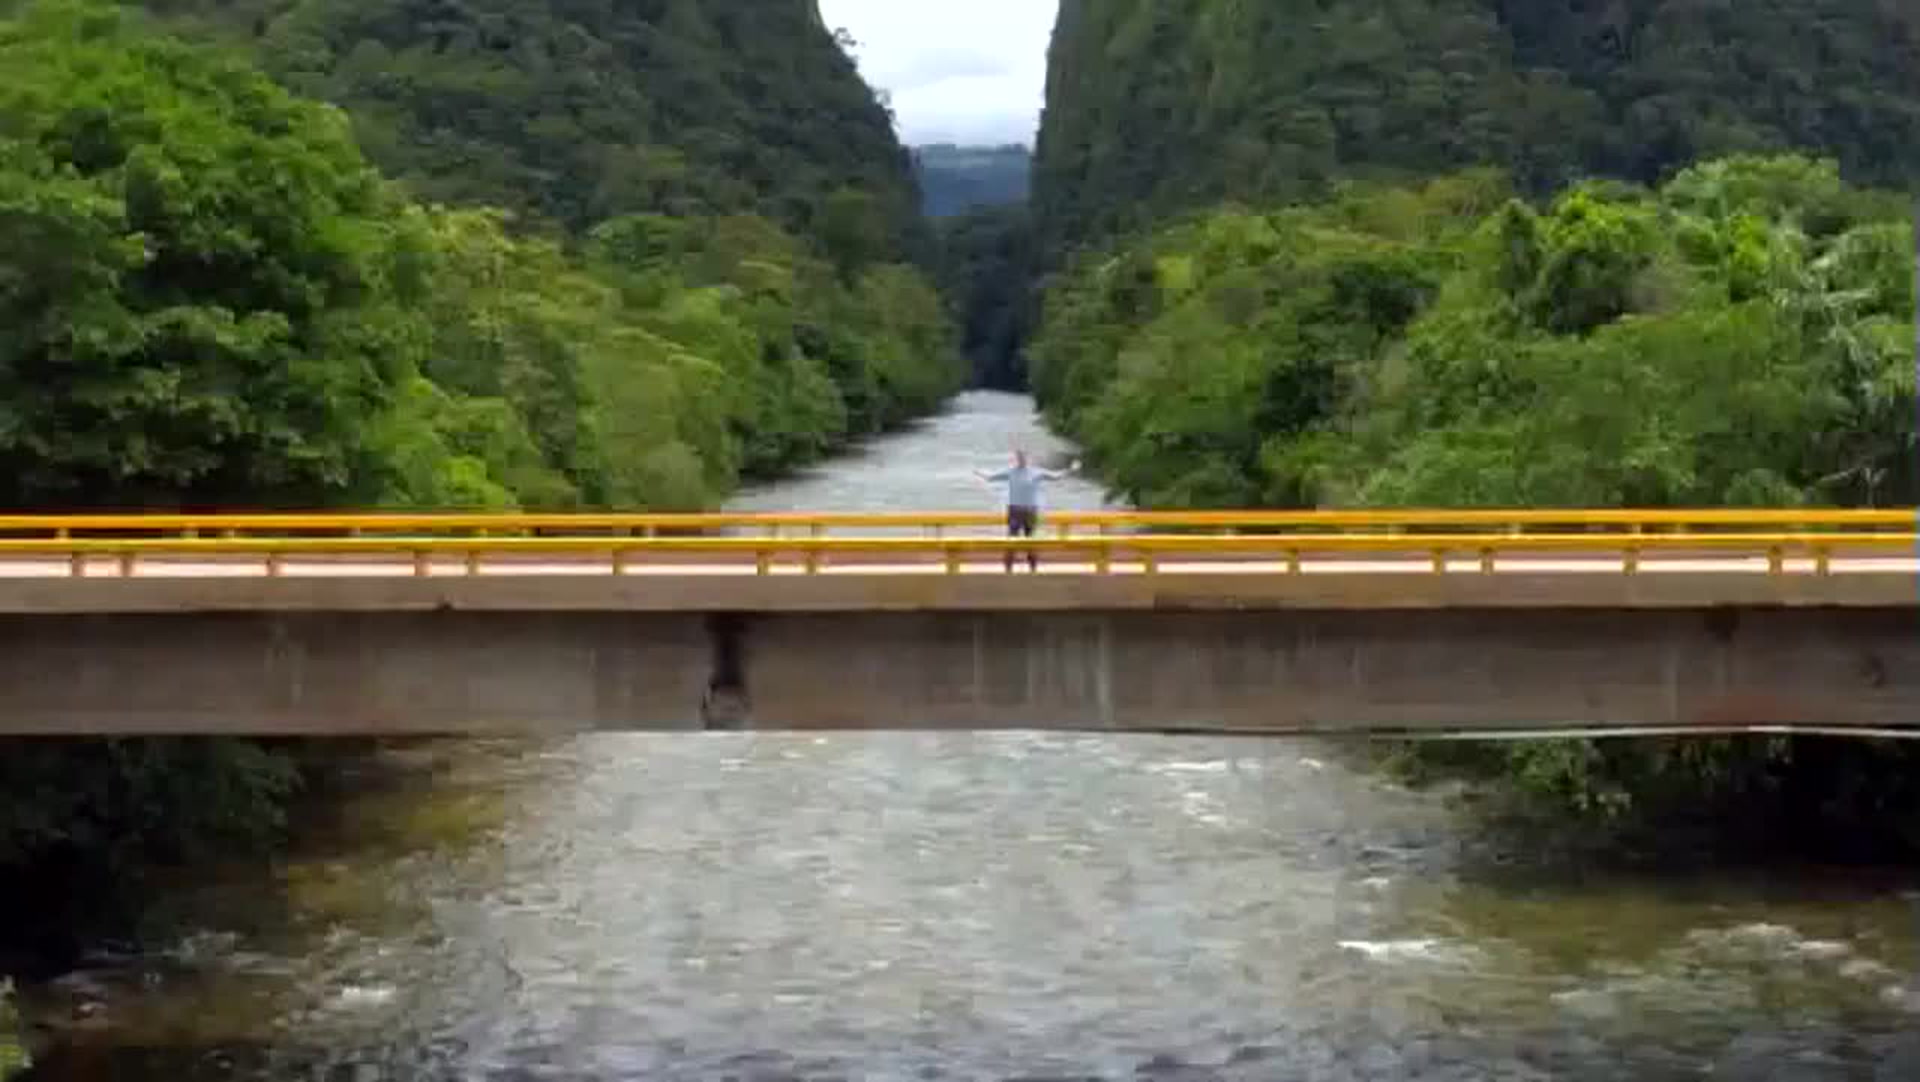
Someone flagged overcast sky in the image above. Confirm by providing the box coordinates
[818,0,1059,147]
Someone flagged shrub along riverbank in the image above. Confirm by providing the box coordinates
[1030,154,1920,860]
[0,0,964,954]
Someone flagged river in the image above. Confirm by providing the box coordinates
[10,391,1920,1080]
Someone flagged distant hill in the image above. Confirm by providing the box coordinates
[914,144,1031,218]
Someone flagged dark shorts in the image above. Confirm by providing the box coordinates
[1007,506,1039,537]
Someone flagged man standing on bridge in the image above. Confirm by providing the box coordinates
[976,449,1080,573]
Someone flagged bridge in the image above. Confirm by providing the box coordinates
[0,509,1913,738]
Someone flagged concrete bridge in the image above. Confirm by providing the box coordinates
[0,509,1914,739]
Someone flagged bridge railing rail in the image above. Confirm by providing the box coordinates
[0,507,1911,536]
[0,510,1908,578]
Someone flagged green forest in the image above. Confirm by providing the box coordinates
[1027,0,1920,859]
[1035,0,1920,253]
[139,0,928,248]
[0,0,962,939]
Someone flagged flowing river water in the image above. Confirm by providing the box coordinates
[10,391,1920,1080]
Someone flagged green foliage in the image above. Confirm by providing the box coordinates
[136,0,926,253]
[0,739,300,874]
[1034,154,1920,856]
[1035,0,1920,256]
[0,0,413,508]
[1032,171,1507,507]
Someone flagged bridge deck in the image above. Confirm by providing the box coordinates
[0,511,1910,736]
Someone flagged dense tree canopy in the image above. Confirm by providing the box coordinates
[1037,157,1915,511]
[1035,0,1920,256]
[0,0,419,508]
[134,0,928,254]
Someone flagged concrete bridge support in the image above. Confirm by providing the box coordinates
[0,601,1914,736]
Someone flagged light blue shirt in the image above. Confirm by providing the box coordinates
[985,465,1067,509]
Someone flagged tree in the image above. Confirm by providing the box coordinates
[0,0,416,509]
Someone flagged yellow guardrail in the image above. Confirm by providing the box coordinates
[0,508,1911,535]
[2,522,1912,578]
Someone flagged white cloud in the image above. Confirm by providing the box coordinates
[818,0,1059,146]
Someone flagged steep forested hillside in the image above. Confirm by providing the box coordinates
[1035,0,1920,253]
[915,143,1031,218]
[134,0,926,252]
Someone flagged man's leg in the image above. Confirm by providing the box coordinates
[1008,507,1034,572]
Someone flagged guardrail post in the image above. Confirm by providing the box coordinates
[1768,546,1785,575]
[1288,548,1303,575]
[1142,550,1159,576]
[465,550,482,576]
[1815,545,1832,576]
[756,549,773,576]
[117,552,135,578]
[266,552,283,578]
[69,552,83,578]
[413,550,430,578]
[1430,548,1447,574]
[1479,547,1495,574]
[612,548,628,576]
[1096,542,1112,575]
[945,546,961,575]
[1622,546,1639,575]
[804,548,821,575]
